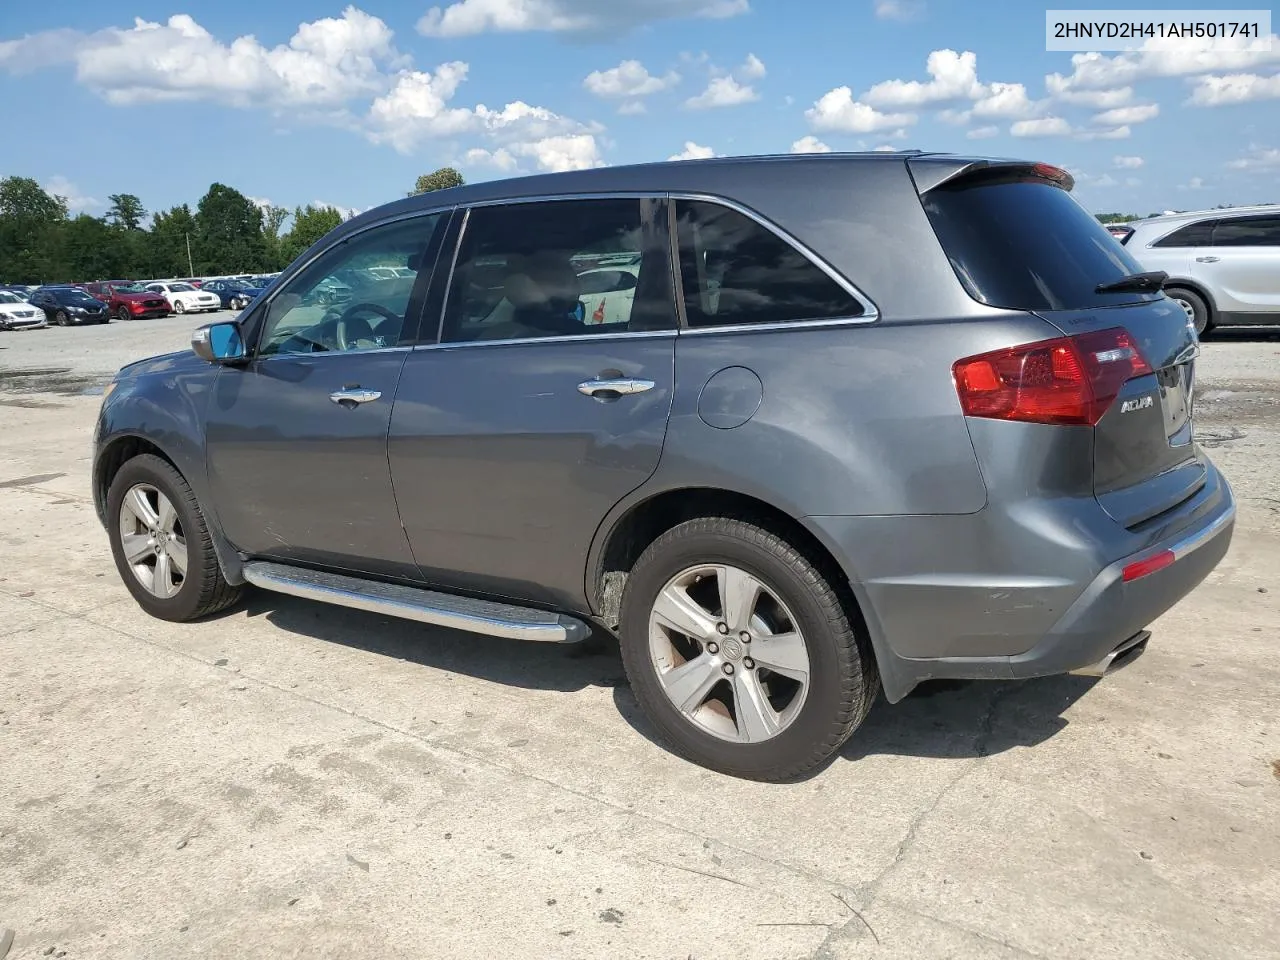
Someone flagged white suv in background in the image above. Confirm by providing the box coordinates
[1119,205,1280,334]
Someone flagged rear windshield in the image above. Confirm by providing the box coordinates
[922,177,1159,311]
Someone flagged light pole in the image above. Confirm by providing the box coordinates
[185,233,195,276]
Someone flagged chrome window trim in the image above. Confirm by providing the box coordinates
[253,345,415,363]
[413,329,677,353]
[678,315,878,337]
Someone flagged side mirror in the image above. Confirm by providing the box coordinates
[192,322,246,364]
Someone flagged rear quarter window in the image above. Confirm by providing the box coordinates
[922,177,1159,311]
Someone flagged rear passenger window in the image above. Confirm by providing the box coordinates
[1212,216,1280,247]
[440,198,672,344]
[1153,220,1216,247]
[674,200,865,328]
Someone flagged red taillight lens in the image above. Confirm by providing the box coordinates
[1122,550,1175,582]
[953,327,1152,426]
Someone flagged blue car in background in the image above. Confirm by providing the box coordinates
[200,278,265,311]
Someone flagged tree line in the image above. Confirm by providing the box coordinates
[0,167,466,285]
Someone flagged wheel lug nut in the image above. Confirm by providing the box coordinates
[722,663,735,676]
[739,631,750,643]
[707,642,719,655]
[716,622,729,635]
[743,657,755,670]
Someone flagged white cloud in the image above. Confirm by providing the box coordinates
[1226,146,1280,171]
[806,86,916,132]
[366,62,478,150]
[738,53,766,80]
[617,100,647,115]
[0,8,403,108]
[417,0,748,37]
[1046,81,1134,108]
[668,141,716,161]
[790,135,832,153]
[583,59,679,98]
[873,0,924,20]
[511,134,604,171]
[1178,176,1208,190]
[936,108,970,125]
[1010,116,1072,138]
[1076,172,1119,188]
[1046,35,1280,94]
[1076,125,1131,140]
[971,81,1039,119]
[1125,177,1142,187]
[248,196,274,210]
[1113,155,1144,169]
[863,49,984,107]
[462,146,518,170]
[871,144,898,152]
[313,201,363,219]
[1092,103,1159,126]
[685,75,758,109]
[43,175,99,214]
[966,125,999,139]
[1188,72,1280,106]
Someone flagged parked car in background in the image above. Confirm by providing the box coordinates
[29,285,110,325]
[1121,205,1280,334]
[0,290,48,330]
[1106,223,1133,240]
[0,284,34,301]
[83,280,172,322]
[200,278,265,310]
[145,281,221,315]
[93,153,1234,781]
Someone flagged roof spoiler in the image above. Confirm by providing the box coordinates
[908,158,1075,193]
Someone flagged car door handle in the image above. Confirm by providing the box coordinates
[577,377,656,398]
[1195,256,1220,263]
[329,388,382,406]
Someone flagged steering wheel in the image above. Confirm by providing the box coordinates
[336,302,401,351]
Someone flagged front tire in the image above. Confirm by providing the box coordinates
[116,307,132,322]
[618,517,879,781]
[174,299,187,314]
[1167,286,1211,336]
[55,310,69,327]
[107,454,244,622]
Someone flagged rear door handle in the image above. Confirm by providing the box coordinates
[577,377,655,398]
[1195,256,1220,263]
[329,387,382,406]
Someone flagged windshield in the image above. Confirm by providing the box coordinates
[0,292,21,304]
[57,289,98,303]
[922,176,1159,311]
[169,283,196,292]
[114,283,148,293]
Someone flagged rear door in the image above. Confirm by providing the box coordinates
[388,196,677,610]
[920,167,1203,528]
[1204,214,1280,317]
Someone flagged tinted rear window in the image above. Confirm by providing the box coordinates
[922,178,1158,311]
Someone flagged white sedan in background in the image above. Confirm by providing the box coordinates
[0,290,47,330]
[145,282,221,315]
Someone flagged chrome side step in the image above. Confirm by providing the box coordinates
[242,561,590,644]
[1071,630,1151,678]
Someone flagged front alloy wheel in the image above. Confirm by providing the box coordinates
[55,310,69,326]
[174,299,187,314]
[118,483,188,599]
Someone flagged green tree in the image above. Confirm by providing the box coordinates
[411,167,465,196]
[62,215,133,281]
[194,182,267,274]
[261,204,291,270]
[146,204,199,278]
[280,204,343,264]
[1094,212,1138,224]
[106,193,147,231]
[0,176,68,283]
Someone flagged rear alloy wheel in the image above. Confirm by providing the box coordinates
[55,310,70,326]
[116,307,133,322]
[107,454,244,621]
[1166,286,1211,336]
[174,299,187,314]
[619,517,879,781]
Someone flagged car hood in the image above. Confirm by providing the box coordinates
[0,303,38,316]
[115,349,209,381]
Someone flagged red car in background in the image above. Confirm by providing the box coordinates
[82,281,172,322]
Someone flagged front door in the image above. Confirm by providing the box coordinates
[204,211,449,579]
[389,197,677,609]
[1202,214,1280,317]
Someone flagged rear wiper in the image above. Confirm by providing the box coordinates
[1095,270,1168,294]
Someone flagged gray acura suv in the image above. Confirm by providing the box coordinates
[93,153,1235,781]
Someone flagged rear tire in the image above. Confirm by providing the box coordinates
[618,516,879,781]
[1167,286,1211,336]
[106,454,244,622]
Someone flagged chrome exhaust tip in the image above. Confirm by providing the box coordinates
[1072,630,1151,678]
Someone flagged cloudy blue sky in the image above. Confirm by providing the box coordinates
[1,0,1277,220]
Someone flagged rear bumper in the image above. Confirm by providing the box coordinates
[807,462,1235,701]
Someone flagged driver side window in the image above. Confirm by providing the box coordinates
[257,213,445,357]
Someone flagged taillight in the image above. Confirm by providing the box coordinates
[953,327,1152,426]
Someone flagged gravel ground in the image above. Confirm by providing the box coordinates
[1,315,1277,960]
